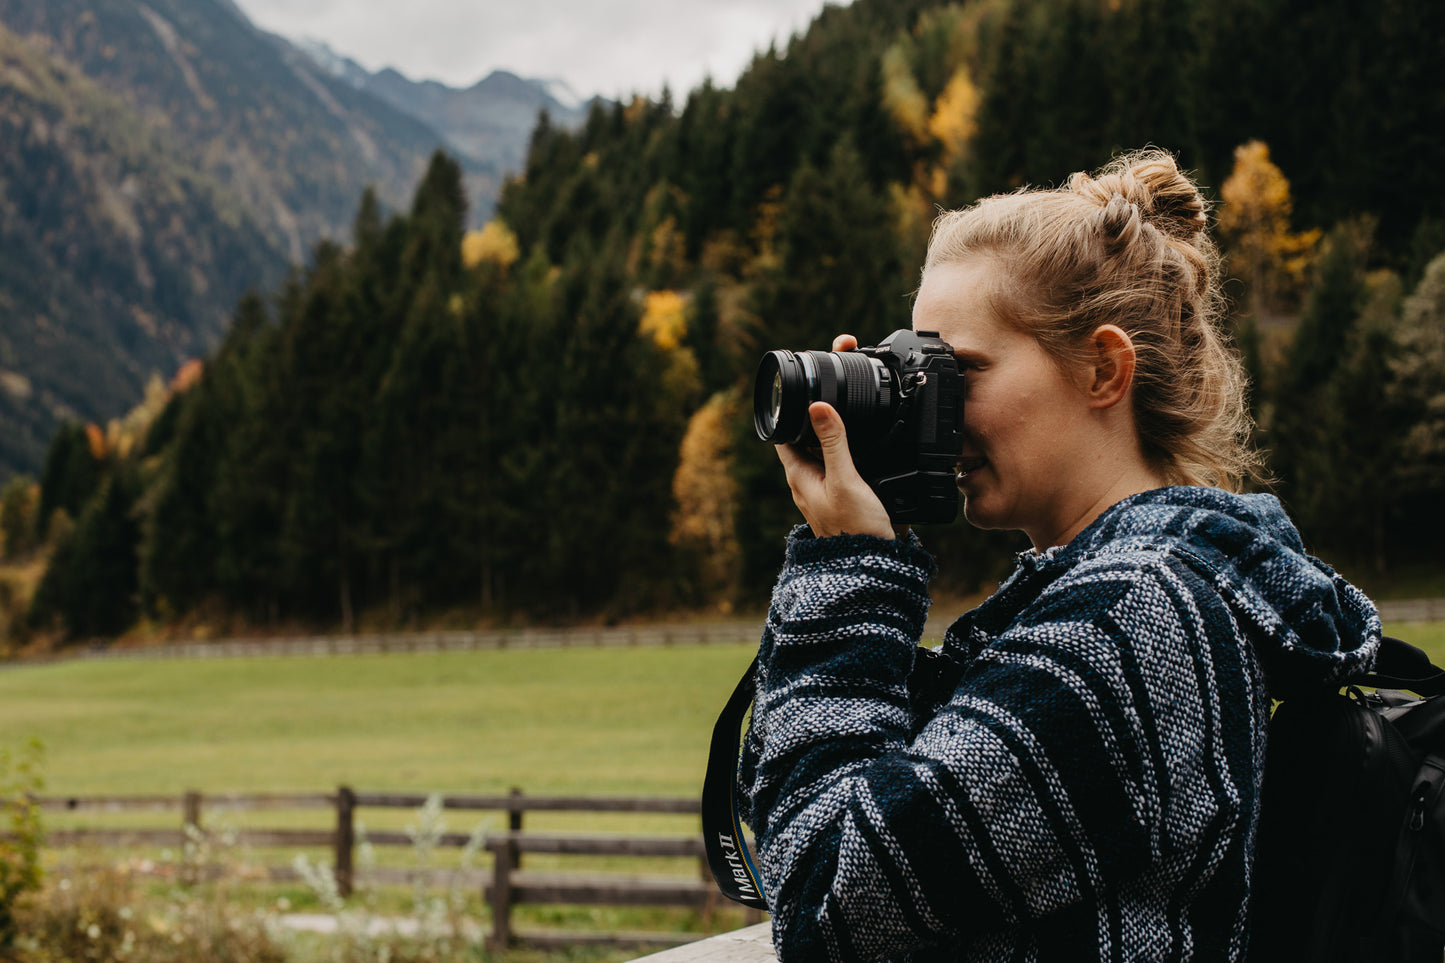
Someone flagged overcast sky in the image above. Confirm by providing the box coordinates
[231,0,834,102]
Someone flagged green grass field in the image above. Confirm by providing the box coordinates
[0,641,771,958]
[0,642,760,798]
[3,620,1442,799]
[4,624,1443,959]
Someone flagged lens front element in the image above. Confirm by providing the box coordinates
[753,351,810,443]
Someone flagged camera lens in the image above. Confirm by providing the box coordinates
[753,350,808,443]
[753,348,889,445]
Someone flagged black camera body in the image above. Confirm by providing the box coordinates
[753,329,964,524]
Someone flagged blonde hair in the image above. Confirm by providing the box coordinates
[924,149,1262,491]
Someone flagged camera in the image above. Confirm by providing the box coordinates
[753,329,964,524]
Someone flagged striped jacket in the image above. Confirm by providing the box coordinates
[737,486,1379,962]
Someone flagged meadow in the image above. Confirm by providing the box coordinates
[3,620,1440,798]
[0,639,771,961]
[2,623,1441,962]
[0,641,761,798]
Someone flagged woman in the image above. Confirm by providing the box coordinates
[736,151,1379,962]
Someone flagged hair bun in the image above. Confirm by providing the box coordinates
[1095,192,1142,253]
[1070,150,1208,243]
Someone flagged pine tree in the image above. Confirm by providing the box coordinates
[36,423,102,539]
[1297,271,1404,570]
[0,477,38,560]
[139,377,222,617]
[207,296,288,623]
[1387,253,1445,550]
[1268,218,1376,533]
[274,241,369,625]
[31,470,140,639]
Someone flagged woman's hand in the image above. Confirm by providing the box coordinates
[775,335,897,540]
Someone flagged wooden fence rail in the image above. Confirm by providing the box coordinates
[22,622,762,665]
[29,788,755,949]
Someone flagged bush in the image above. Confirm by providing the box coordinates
[0,739,43,952]
[14,869,287,963]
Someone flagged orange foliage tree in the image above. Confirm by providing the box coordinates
[1218,140,1320,319]
[669,391,741,608]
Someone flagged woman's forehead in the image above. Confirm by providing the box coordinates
[912,259,1010,345]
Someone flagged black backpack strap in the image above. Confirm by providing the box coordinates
[1362,636,1445,697]
[701,656,769,910]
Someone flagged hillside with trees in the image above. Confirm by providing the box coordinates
[4,0,1443,646]
[0,20,287,485]
[0,0,587,483]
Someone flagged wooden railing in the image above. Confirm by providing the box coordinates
[32,788,760,949]
[627,921,776,962]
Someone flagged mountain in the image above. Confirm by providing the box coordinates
[0,18,287,481]
[0,0,470,263]
[0,0,580,482]
[297,39,591,180]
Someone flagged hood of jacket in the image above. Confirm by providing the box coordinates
[1017,486,1380,698]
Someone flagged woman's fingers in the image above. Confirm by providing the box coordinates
[775,403,894,539]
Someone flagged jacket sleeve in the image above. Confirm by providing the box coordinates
[737,535,1253,962]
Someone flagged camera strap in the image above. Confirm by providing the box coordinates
[700,655,769,910]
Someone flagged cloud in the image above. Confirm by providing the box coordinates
[234,0,829,99]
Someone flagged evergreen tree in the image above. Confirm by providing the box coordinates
[139,378,222,616]
[36,423,102,539]
[1386,253,1445,552]
[404,152,467,288]
[275,241,367,624]
[1295,272,1404,569]
[30,470,140,639]
[207,298,288,623]
[0,477,38,560]
[1106,0,1202,163]
[1268,218,1375,533]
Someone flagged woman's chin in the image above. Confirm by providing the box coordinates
[960,488,999,530]
[959,470,1019,532]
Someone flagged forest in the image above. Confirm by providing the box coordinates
[3,0,1443,644]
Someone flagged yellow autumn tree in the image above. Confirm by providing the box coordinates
[638,290,701,421]
[880,8,981,204]
[929,69,979,167]
[462,220,521,271]
[670,390,742,608]
[1219,141,1320,318]
[881,44,931,146]
[638,290,688,351]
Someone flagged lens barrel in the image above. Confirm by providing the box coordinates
[753,349,888,445]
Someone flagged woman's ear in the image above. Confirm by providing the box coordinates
[1086,324,1136,409]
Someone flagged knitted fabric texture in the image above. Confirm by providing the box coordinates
[737,486,1379,962]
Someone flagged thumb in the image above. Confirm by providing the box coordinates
[809,403,854,475]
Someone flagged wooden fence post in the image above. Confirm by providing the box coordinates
[507,786,524,870]
[335,785,356,898]
[181,790,203,885]
[488,835,514,950]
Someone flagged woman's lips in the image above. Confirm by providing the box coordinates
[955,456,987,482]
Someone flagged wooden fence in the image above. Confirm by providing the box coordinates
[32,622,763,664]
[10,598,1441,669]
[32,788,760,950]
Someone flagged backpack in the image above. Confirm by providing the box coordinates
[1250,635,1445,962]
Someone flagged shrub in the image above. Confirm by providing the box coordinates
[0,739,44,951]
